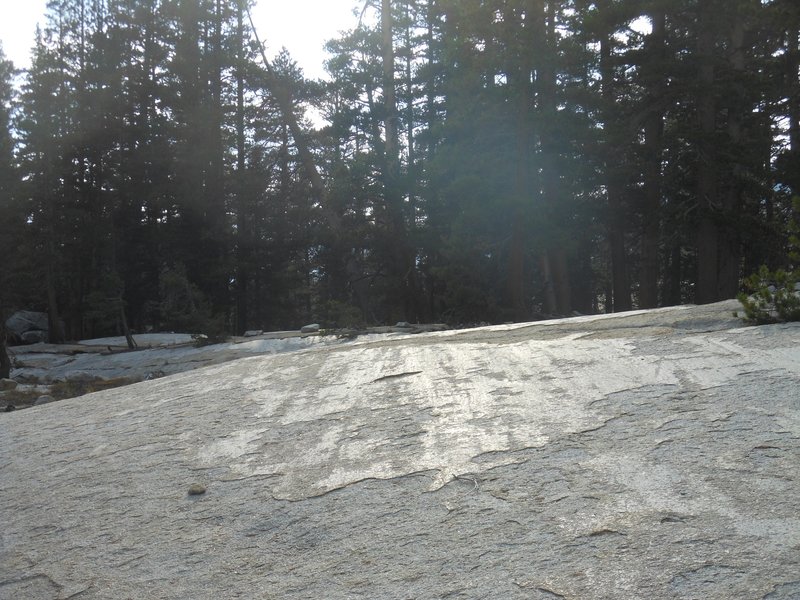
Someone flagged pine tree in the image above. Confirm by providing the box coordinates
[0,43,17,376]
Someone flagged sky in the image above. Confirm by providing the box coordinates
[0,0,363,80]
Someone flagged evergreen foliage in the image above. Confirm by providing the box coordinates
[738,198,800,324]
[0,0,799,340]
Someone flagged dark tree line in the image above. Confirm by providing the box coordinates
[0,0,798,342]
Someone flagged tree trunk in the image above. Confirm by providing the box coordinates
[788,22,800,159]
[508,4,535,320]
[119,301,137,350]
[267,79,341,234]
[382,0,418,320]
[665,242,683,306]
[551,247,572,315]
[0,318,10,380]
[718,8,747,300]
[570,236,594,314]
[540,253,558,315]
[537,0,572,315]
[382,0,400,173]
[246,7,373,321]
[600,22,631,312]
[607,225,629,312]
[404,1,415,170]
[425,1,437,159]
[46,241,63,344]
[695,0,720,304]
[235,2,249,335]
[208,0,227,313]
[246,8,343,236]
[508,220,526,318]
[639,9,666,309]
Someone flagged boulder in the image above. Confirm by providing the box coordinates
[0,379,18,391]
[243,330,263,338]
[34,395,56,406]
[21,330,48,345]
[64,372,102,384]
[6,311,49,344]
[300,323,320,334]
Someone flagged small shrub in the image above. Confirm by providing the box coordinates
[158,264,222,335]
[190,313,230,346]
[315,300,366,329]
[50,376,136,400]
[1,388,40,406]
[737,267,800,324]
[738,196,800,324]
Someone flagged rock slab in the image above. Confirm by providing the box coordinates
[1,300,799,599]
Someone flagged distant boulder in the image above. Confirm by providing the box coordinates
[0,379,17,391]
[300,324,320,334]
[5,311,50,345]
[21,330,48,345]
[64,372,101,384]
[34,395,57,406]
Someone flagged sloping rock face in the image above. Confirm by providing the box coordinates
[1,300,799,599]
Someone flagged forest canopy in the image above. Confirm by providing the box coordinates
[0,0,798,340]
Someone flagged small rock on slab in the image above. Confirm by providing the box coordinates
[395,321,412,329]
[300,324,320,334]
[0,378,18,391]
[243,330,263,338]
[34,395,57,406]
[187,483,207,495]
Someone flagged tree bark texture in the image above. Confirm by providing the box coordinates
[508,4,536,320]
[0,317,10,380]
[695,0,720,304]
[235,2,249,335]
[639,9,666,309]
[382,0,418,320]
[600,18,631,312]
[717,9,747,300]
[537,0,572,315]
[788,22,800,156]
